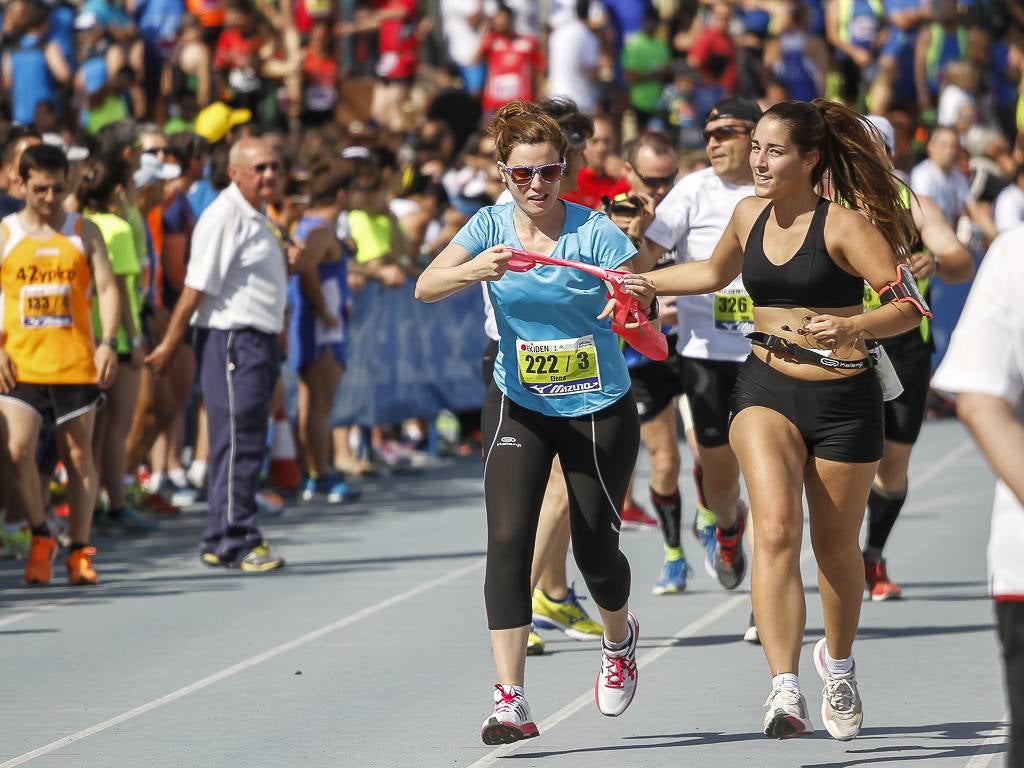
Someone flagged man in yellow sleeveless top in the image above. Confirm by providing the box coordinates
[0,144,120,586]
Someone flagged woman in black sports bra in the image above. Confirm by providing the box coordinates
[640,100,929,743]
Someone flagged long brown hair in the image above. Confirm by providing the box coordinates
[488,101,568,163]
[761,99,914,261]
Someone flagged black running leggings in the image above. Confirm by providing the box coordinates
[481,382,640,630]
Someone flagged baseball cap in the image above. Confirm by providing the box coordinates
[134,152,181,188]
[706,97,763,127]
[864,115,895,157]
[194,102,252,144]
[41,133,89,162]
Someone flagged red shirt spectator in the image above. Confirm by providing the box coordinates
[687,6,738,93]
[562,167,630,210]
[480,32,542,113]
[377,0,419,81]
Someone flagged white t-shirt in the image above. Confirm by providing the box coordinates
[480,187,516,341]
[994,183,1024,233]
[185,183,288,334]
[937,83,974,128]
[440,0,486,67]
[910,159,971,226]
[932,226,1024,600]
[546,18,601,113]
[645,167,755,362]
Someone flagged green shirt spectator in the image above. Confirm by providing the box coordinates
[87,210,141,354]
[621,18,671,116]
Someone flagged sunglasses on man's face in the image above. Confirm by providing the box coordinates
[253,161,280,174]
[703,125,751,143]
[636,171,678,190]
[499,159,566,186]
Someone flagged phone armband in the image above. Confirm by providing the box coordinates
[877,264,932,318]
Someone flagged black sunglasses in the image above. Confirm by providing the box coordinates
[253,161,280,173]
[636,171,678,189]
[141,147,167,156]
[498,159,566,186]
[703,125,751,143]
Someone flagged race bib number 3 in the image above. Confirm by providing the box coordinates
[21,284,72,328]
[713,289,754,335]
[517,335,601,397]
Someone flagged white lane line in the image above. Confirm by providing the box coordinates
[468,592,752,768]
[0,557,485,768]
[963,714,1009,768]
[907,439,976,486]
[0,604,62,629]
[469,439,984,767]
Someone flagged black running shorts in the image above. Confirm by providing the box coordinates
[729,354,884,463]
[0,382,104,426]
[629,353,684,424]
[881,330,932,445]
[682,357,743,448]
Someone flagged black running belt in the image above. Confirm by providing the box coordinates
[746,332,874,371]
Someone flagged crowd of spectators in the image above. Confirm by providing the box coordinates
[0,0,1023,562]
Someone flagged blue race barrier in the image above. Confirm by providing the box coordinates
[326,280,490,427]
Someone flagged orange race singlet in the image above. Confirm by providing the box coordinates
[0,212,97,384]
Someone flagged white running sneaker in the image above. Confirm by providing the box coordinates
[813,637,863,741]
[762,684,813,739]
[595,611,639,717]
[480,684,539,745]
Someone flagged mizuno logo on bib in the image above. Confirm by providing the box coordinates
[517,335,601,396]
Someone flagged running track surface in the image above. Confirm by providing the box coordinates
[0,418,1008,768]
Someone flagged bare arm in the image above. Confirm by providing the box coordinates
[296,228,337,323]
[84,221,120,341]
[83,220,120,388]
[913,193,974,284]
[957,393,1024,506]
[831,208,923,340]
[45,41,72,84]
[144,286,203,373]
[414,240,512,302]
[913,26,931,106]
[645,203,747,296]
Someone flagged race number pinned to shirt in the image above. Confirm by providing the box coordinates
[517,335,601,397]
[713,288,754,335]
[20,284,72,328]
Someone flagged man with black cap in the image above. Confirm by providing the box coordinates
[641,97,761,622]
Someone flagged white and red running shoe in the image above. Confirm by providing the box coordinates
[481,684,539,745]
[595,611,639,716]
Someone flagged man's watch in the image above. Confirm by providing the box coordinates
[644,296,659,320]
[100,337,119,350]
[130,336,144,349]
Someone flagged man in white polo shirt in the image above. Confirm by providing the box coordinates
[932,225,1024,768]
[147,137,288,572]
[642,97,759,605]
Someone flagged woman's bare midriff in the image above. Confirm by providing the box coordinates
[751,305,870,382]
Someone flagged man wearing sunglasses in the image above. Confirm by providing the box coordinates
[147,137,288,573]
[641,98,760,620]
[606,131,699,593]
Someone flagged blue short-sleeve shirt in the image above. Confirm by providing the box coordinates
[453,201,637,417]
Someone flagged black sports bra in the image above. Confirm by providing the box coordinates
[742,197,864,310]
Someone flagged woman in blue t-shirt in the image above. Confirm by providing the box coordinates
[416,101,658,745]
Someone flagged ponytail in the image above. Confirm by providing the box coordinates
[761,99,914,262]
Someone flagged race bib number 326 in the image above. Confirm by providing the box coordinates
[517,335,601,397]
[713,289,754,335]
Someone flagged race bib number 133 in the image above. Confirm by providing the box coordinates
[517,335,601,396]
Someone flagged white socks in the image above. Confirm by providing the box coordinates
[772,673,800,691]
[825,647,855,677]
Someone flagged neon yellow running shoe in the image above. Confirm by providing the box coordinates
[532,584,603,640]
[527,625,545,656]
[0,527,31,560]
